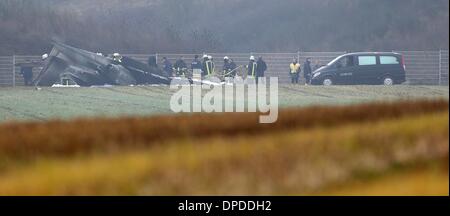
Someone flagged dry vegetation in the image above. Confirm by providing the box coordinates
[0,100,448,195]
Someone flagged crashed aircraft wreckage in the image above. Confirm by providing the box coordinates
[33,42,171,86]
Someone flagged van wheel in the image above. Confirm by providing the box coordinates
[383,76,394,86]
[323,77,333,86]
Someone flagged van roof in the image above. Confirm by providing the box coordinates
[342,52,402,56]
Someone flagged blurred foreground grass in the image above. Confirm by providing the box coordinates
[0,100,448,195]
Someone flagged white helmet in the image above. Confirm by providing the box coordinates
[42,53,49,60]
[203,54,208,59]
[113,53,121,57]
[208,55,212,60]
[224,56,229,60]
[249,56,255,61]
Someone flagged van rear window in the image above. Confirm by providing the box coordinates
[380,56,399,64]
[358,56,376,66]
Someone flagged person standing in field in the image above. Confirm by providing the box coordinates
[162,57,173,77]
[303,57,312,85]
[202,55,215,78]
[289,58,301,84]
[247,56,257,79]
[174,56,188,77]
[191,55,202,80]
[20,63,33,86]
[222,56,233,80]
[256,56,267,84]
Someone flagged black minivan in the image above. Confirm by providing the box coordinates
[310,52,406,85]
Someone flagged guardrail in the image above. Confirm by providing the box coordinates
[0,50,448,86]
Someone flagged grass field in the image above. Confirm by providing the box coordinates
[0,85,448,122]
[0,100,448,195]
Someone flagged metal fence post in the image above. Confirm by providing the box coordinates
[12,55,16,87]
[155,53,158,65]
[439,50,442,86]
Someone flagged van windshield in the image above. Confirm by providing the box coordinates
[327,55,345,66]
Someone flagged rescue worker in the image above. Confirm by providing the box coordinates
[191,55,202,80]
[303,57,312,85]
[289,58,301,84]
[223,56,232,78]
[162,57,173,77]
[247,56,257,79]
[174,56,188,77]
[191,55,202,71]
[202,55,215,78]
[201,54,208,77]
[256,56,267,84]
[20,61,33,86]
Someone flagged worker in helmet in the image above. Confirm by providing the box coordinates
[223,56,233,79]
[201,54,208,77]
[247,56,257,79]
[289,58,301,84]
[202,55,215,78]
[174,56,188,77]
[112,53,122,63]
[162,57,173,77]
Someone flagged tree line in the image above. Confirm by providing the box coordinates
[0,0,448,55]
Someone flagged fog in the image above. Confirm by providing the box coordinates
[0,0,448,55]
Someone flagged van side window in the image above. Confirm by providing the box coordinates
[358,56,376,66]
[380,56,399,64]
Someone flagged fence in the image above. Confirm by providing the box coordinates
[0,50,448,86]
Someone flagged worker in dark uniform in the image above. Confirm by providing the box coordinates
[162,57,173,77]
[21,65,33,86]
[190,55,202,80]
[173,56,188,77]
[289,58,301,84]
[303,57,312,85]
[256,56,267,84]
[191,55,202,71]
[223,56,232,79]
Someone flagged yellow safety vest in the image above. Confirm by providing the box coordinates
[206,60,214,75]
[290,63,300,74]
[250,62,257,77]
